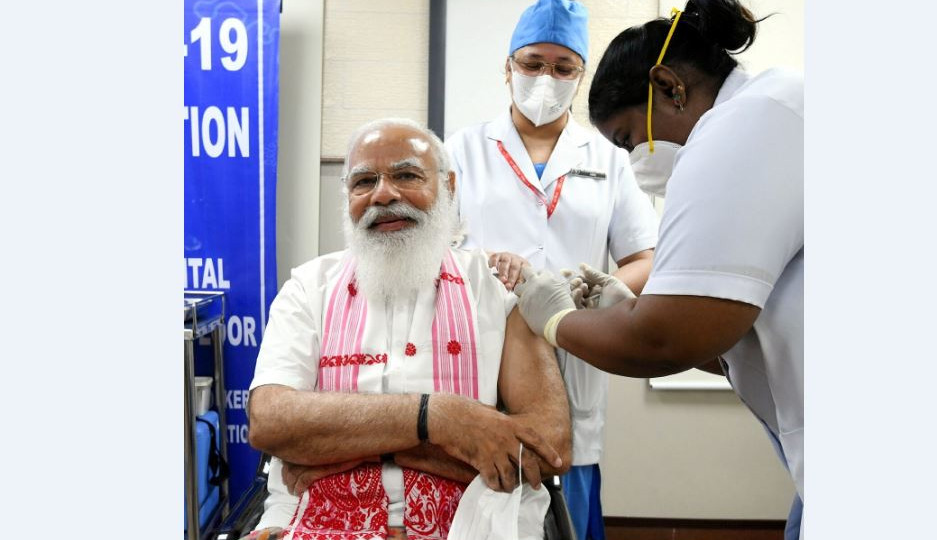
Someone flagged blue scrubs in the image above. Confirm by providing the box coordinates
[533,162,547,179]
[765,424,802,540]
[785,494,802,540]
[562,464,606,540]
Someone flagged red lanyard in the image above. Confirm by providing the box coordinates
[496,140,566,219]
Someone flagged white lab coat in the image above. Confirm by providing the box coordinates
[642,68,804,508]
[446,110,659,465]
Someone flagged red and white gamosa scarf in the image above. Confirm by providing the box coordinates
[284,250,492,540]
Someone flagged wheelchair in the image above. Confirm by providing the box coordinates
[210,453,577,540]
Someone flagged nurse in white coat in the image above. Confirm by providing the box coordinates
[445,1,659,539]
[514,1,804,538]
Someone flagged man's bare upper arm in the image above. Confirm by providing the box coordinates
[498,308,565,412]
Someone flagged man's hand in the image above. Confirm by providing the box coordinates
[393,442,477,484]
[514,267,576,338]
[281,459,363,495]
[488,251,530,292]
[580,263,636,309]
[427,393,562,493]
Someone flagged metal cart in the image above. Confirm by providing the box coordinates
[184,291,230,540]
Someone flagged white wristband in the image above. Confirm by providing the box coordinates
[543,308,575,347]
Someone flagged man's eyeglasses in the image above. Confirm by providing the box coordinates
[342,167,438,196]
[510,56,584,80]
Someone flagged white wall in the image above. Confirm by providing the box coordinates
[444,0,526,139]
[276,0,324,286]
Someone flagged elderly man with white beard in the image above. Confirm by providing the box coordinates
[243,118,572,540]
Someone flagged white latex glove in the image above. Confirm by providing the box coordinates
[560,269,588,309]
[515,267,576,341]
[580,263,636,309]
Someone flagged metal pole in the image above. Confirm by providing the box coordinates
[184,339,201,540]
[428,0,446,139]
[212,317,230,513]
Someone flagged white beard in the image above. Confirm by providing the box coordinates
[343,186,458,302]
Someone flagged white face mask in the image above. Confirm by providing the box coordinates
[511,70,578,127]
[629,140,682,197]
[447,444,551,540]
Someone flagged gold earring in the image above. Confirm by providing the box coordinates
[673,86,685,111]
[673,93,684,111]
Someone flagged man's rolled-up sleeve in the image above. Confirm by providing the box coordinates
[249,277,320,392]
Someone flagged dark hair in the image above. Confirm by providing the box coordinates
[588,0,761,125]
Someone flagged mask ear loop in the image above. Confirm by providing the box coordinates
[647,7,683,154]
[517,443,524,489]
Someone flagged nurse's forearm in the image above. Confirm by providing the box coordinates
[613,249,654,294]
[554,301,694,377]
[553,294,759,378]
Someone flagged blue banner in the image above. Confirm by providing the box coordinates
[184,0,280,503]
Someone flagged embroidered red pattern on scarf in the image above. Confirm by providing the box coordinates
[401,469,467,540]
[319,353,388,368]
[285,464,388,540]
[438,271,464,285]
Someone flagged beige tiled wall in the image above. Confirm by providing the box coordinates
[570,0,662,127]
[320,0,429,157]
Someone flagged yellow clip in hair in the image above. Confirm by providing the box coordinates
[647,7,683,154]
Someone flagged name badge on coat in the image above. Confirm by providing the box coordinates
[567,168,606,180]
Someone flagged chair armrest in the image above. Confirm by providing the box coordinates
[211,476,269,539]
[544,475,576,540]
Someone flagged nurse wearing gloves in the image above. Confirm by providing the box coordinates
[514,0,804,538]
[445,1,659,539]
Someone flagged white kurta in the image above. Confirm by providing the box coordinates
[249,248,517,529]
[642,68,804,501]
[446,110,659,465]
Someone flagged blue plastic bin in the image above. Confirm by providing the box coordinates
[184,410,221,530]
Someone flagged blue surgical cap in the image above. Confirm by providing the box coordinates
[509,0,589,62]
